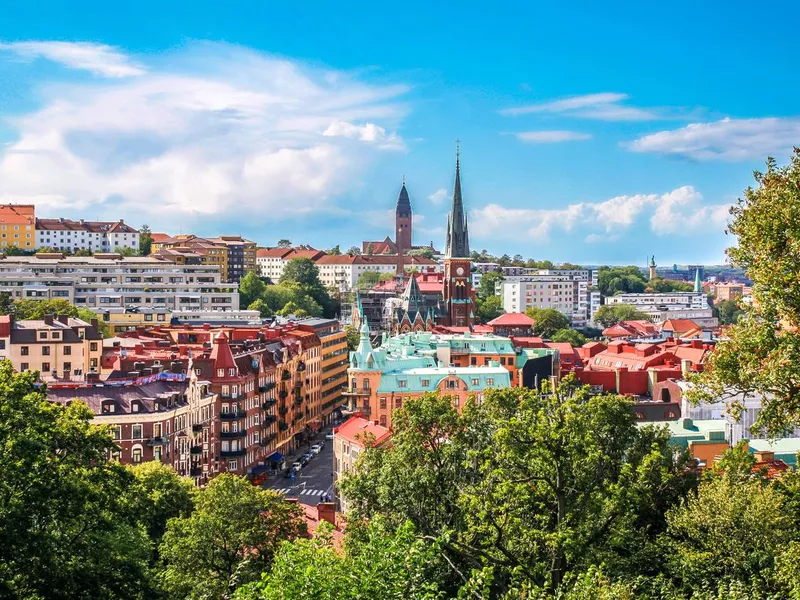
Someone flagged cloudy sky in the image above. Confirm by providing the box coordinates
[1,1,798,265]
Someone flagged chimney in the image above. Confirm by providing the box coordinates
[681,359,692,379]
[57,314,69,325]
[43,314,54,326]
[754,450,775,463]
[90,318,99,330]
[316,502,336,525]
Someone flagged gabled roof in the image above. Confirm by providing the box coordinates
[661,319,701,334]
[488,312,534,327]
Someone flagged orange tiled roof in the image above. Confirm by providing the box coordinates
[488,312,534,327]
[335,416,391,447]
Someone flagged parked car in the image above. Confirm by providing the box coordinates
[325,432,334,440]
[300,454,312,466]
[292,461,303,471]
[310,444,322,455]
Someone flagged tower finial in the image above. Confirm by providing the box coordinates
[455,139,460,170]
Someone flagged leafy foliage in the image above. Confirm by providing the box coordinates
[139,224,153,256]
[240,271,268,307]
[476,295,503,323]
[477,270,504,300]
[715,298,745,325]
[525,307,571,338]
[11,298,110,337]
[552,328,586,346]
[158,474,305,599]
[594,304,651,328]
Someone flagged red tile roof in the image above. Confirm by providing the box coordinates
[661,319,701,334]
[257,247,294,258]
[488,312,534,327]
[335,416,391,447]
[752,460,789,479]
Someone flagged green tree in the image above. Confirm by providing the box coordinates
[159,474,305,599]
[345,324,360,351]
[526,307,571,338]
[139,224,153,256]
[277,239,292,248]
[476,295,502,323]
[594,304,651,328]
[689,150,800,434]
[407,247,434,259]
[10,299,110,337]
[2,244,26,256]
[240,271,267,307]
[666,475,792,592]
[650,277,693,293]
[124,462,195,549]
[281,258,335,317]
[74,248,93,257]
[346,246,361,256]
[248,298,272,318]
[235,520,446,600]
[477,270,504,300]
[356,270,382,290]
[552,328,586,346]
[0,291,14,315]
[0,362,152,598]
[325,244,341,255]
[715,298,745,325]
[596,266,648,296]
[112,246,138,256]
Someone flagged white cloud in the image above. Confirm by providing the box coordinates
[516,130,591,143]
[0,41,145,77]
[0,41,408,223]
[626,117,800,161]
[323,120,403,149]
[500,92,658,121]
[469,186,729,244]
[427,188,448,204]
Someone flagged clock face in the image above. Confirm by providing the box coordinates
[456,267,465,276]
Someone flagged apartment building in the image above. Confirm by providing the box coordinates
[333,416,390,513]
[315,254,439,292]
[346,321,511,429]
[0,204,36,251]
[501,269,600,327]
[296,318,348,425]
[256,246,326,283]
[150,235,230,281]
[605,292,715,325]
[0,314,104,379]
[36,218,140,253]
[47,373,216,484]
[0,253,240,312]
[208,236,257,283]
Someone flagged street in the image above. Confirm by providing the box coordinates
[262,432,335,506]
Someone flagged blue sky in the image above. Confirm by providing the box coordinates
[1,1,798,265]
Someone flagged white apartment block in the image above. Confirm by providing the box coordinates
[256,247,325,283]
[605,292,715,325]
[36,219,140,253]
[500,270,598,327]
[315,255,440,292]
[0,254,240,312]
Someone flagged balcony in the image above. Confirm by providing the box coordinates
[294,395,303,405]
[278,420,288,432]
[147,436,168,446]
[343,387,371,396]
[262,414,277,425]
[297,362,306,372]
[220,430,246,439]
[260,433,277,446]
[261,399,277,409]
[220,410,247,419]
[278,405,288,415]
[190,445,202,454]
[278,389,288,400]
[221,448,246,457]
[259,381,276,393]
[192,424,204,433]
[190,466,203,477]
[281,371,291,381]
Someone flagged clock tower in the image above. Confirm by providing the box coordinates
[442,146,474,328]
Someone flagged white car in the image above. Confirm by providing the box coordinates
[325,432,334,440]
[310,444,322,455]
[291,461,302,471]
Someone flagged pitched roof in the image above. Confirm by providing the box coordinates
[488,312,534,327]
[661,319,701,334]
[335,416,391,447]
[36,218,138,233]
[150,233,174,243]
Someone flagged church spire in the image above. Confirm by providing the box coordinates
[445,144,470,258]
[395,180,411,217]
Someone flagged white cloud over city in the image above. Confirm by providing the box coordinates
[516,130,591,143]
[469,185,730,244]
[500,92,660,121]
[626,117,800,161]
[0,41,408,223]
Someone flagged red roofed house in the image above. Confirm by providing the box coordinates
[602,320,659,340]
[752,451,790,479]
[487,312,534,337]
[333,416,391,513]
[660,318,702,338]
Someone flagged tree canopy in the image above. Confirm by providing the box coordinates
[594,304,651,328]
[525,307,571,338]
[139,224,153,256]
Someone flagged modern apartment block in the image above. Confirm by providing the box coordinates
[208,236,257,283]
[501,269,600,327]
[296,318,348,421]
[151,236,229,280]
[0,313,104,379]
[35,218,140,253]
[604,292,715,325]
[315,254,439,292]
[0,204,36,251]
[256,246,326,283]
[0,253,240,312]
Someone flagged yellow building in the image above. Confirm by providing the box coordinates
[150,235,230,281]
[297,318,348,425]
[97,307,172,335]
[0,204,35,251]
[0,313,104,379]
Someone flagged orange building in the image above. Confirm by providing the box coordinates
[0,204,35,251]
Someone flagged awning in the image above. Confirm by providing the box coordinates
[267,451,284,462]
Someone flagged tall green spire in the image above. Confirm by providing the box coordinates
[693,267,702,293]
[445,144,470,258]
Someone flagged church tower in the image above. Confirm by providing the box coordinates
[395,181,412,272]
[442,146,474,328]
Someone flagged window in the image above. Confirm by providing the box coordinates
[397,380,407,388]
[132,447,142,463]
[63,346,71,356]
[379,397,386,409]
[90,342,98,351]
[20,362,28,371]
[471,378,479,386]
[112,426,121,441]
[132,424,143,439]
[132,403,139,413]
[20,346,29,356]
[41,362,50,372]
[51,332,60,340]
[153,447,161,461]
[486,378,494,386]
[154,423,162,437]
[39,331,47,340]
[41,346,50,356]
[63,362,71,372]
[447,379,457,389]
[470,357,476,365]
[228,460,238,471]
[362,379,369,390]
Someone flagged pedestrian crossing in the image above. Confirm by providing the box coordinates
[273,487,328,496]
